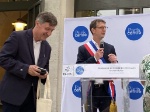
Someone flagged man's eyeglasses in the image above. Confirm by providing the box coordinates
[96,26,108,30]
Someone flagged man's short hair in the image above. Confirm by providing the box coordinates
[90,19,106,33]
[36,11,58,26]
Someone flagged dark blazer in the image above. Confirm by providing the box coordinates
[76,42,116,64]
[0,29,51,105]
[76,41,117,100]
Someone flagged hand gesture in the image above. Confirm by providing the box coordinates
[94,48,104,61]
[108,54,118,63]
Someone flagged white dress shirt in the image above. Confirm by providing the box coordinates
[33,40,41,65]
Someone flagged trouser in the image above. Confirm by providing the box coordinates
[91,84,111,112]
[1,87,35,112]
[92,96,111,112]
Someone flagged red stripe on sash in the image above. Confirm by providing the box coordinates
[84,44,100,64]
[84,44,94,56]
[109,80,115,98]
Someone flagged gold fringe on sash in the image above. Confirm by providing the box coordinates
[109,100,117,112]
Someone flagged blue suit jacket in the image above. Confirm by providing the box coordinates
[0,29,51,105]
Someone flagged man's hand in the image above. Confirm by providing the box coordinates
[28,65,40,76]
[108,54,118,63]
[94,48,104,61]
[38,72,48,79]
[28,65,47,79]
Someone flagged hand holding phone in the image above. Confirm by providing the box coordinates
[38,68,47,75]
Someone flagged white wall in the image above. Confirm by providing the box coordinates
[43,0,74,112]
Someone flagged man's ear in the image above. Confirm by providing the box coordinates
[91,28,95,34]
[35,20,40,27]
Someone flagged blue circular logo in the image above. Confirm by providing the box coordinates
[73,26,89,42]
[125,23,143,41]
[128,81,143,100]
[72,80,81,98]
[76,66,84,75]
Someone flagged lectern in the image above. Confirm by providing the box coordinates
[62,64,139,112]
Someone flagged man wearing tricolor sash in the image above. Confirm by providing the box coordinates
[76,19,118,112]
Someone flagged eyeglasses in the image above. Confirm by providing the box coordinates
[96,26,108,30]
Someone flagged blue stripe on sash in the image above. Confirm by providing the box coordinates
[89,40,98,51]
[89,40,106,63]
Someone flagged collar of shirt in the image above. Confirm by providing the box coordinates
[92,39,100,49]
[33,39,42,44]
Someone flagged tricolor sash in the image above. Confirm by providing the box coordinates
[108,80,116,100]
[84,40,106,64]
[84,40,115,100]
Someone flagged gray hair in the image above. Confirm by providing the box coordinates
[36,11,58,26]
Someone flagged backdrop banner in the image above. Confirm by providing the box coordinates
[61,13,150,112]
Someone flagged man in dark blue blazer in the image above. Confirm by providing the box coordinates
[0,11,57,112]
[76,19,118,112]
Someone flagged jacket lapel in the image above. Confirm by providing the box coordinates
[26,29,35,64]
[37,41,45,66]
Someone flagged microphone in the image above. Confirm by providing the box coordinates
[100,40,104,48]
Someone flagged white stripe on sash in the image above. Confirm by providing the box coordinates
[86,42,103,64]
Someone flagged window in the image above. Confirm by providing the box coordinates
[143,8,150,14]
[96,10,116,16]
[119,8,140,15]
